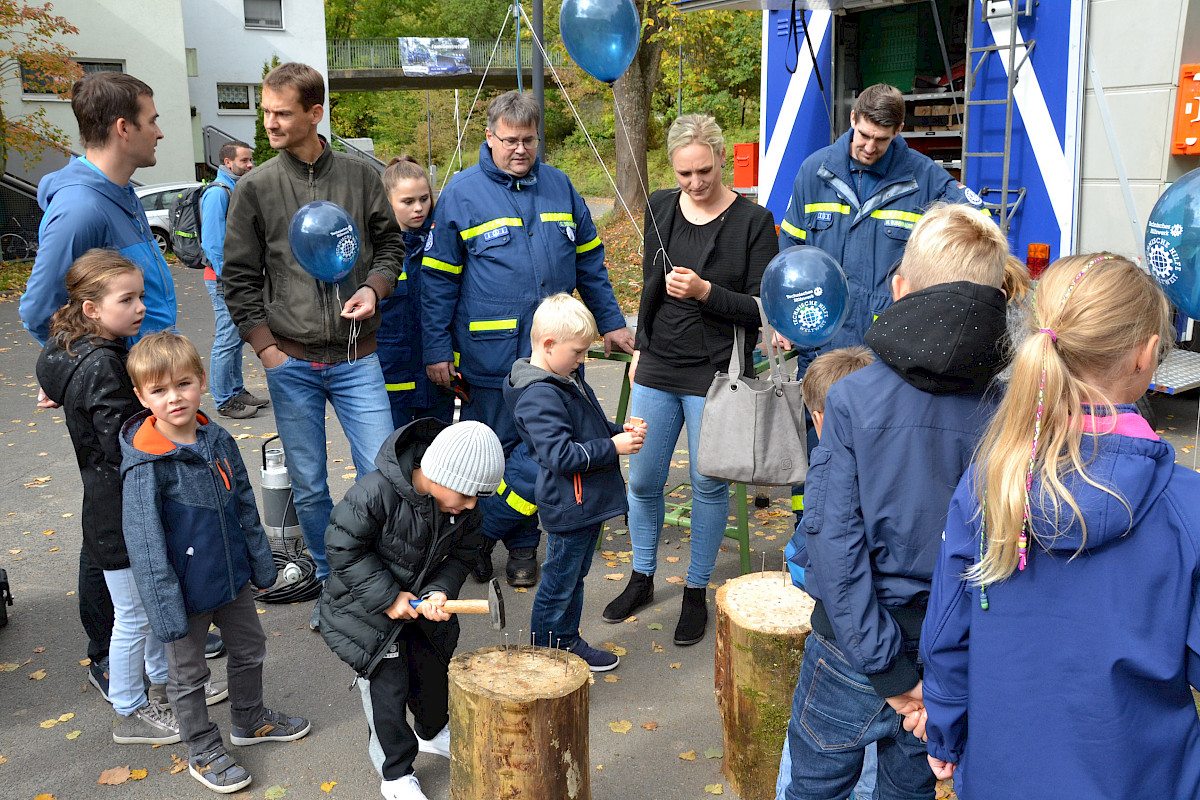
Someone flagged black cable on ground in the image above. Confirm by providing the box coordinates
[254,539,322,604]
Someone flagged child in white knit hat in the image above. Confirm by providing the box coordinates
[317,419,504,800]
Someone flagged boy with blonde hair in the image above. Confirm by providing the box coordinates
[505,294,646,671]
[782,203,1008,800]
[120,332,309,794]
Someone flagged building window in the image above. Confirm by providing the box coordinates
[186,48,199,78]
[20,59,122,96]
[244,0,283,29]
[217,83,259,114]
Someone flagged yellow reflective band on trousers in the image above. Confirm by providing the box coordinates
[422,256,462,275]
[575,237,601,254]
[804,203,852,215]
[540,212,574,224]
[497,479,537,516]
[468,319,518,332]
[780,219,807,240]
[792,494,805,512]
[385,382,416,391]
[460,217,524,240]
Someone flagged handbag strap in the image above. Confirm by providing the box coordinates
[753,297,789,387]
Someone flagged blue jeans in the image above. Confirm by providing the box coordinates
[529,524,602,650]
[777,731,877,800]
[204,280,245,408]
[627,383,728,587]
[264,353,394,580]
[103,568,167,715]
[785,633,933,800]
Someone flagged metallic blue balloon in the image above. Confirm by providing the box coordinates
[559,0,640,84]
[1146,166,1200,319]
[760,246,850,348]
[288,201,360,283]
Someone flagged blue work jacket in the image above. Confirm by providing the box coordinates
[778,131,984,365]
[421,143,626,389]
[377,223,443,410]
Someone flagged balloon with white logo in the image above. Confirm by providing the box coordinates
[289,201,360,283]
[1145,166,1200,319]
[760,245,850,348]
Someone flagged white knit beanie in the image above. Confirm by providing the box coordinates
[420,421,504,497]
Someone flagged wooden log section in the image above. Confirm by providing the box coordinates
[448,645,591,800]
[715,571,815,800]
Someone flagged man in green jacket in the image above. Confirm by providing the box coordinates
[223,62,404,632]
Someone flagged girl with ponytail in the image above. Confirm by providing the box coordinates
[918,254,1200,798]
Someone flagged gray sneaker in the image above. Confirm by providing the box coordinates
[148,680,229,708]
[234,390,270,408]
[112,702,181,745]
[190,749,252,794]
[217,398,257,419]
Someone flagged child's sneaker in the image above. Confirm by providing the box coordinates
[230,708,311,745]
[148,679,229,708]
[189,748,252,794]
[88,658,111,702]
[381,774,428,800]
[417,724,450,758]
[112,702,181,744]
[568,639,619,672]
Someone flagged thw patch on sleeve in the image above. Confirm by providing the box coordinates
[958,184,984,207]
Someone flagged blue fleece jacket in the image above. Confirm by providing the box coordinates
[19,157,177,345]
[921,410,1200,799]
[199,167,237,276]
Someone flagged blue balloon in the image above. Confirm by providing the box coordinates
[760,246,850,348]
[560,0,640,84]
[288,201,360,283]
[1146,166,1200,319]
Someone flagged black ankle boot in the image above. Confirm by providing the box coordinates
[602,570,654,623]
[673,586,708,646]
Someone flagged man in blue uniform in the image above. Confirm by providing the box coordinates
[422,91,633,586]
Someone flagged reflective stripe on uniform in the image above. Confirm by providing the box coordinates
[780,219,807,240]
[540,212,574,224]
[397,271,408,281]
[791,494,804,512]
[468,318,518,332]
[453,351,460,366]
[460,217,524,240]
[870,209,923,228]
[804,203,852,215]
[575,237,601,254]
[505,487,537,516]
[385,382,416,391]
[422,256,462,274]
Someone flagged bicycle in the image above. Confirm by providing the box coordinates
[1,217,38,262]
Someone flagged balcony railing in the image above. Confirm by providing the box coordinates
[327,38,566,72]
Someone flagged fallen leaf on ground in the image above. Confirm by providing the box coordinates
[705,746,723,759]
[33,795,55,800]
[605,561,619,567]
[600,550,616,557]
[624,616,637,623]
[257,608,266,615]
[641,721,658,730]
[23,476,52,487]
[78,659,91,666]
[264,785,287,799]
[705,784,724,794]
[8,550,19,554]
[666,576,686,584]
[669,662,681,669]
[48,547,59,552]
[666,556,680,563]
[321,781,337,792]
[234,433,253,439]
[40,719,58,728]
[98,766,132,785]
[604,644,627,656]
[514,587,528,593]
[61,513,72,518]
[29,669,47,680]
[43,530,54,535]
[170,755,188,774]
[66,730,81,740]
[130,768,147,780]
[34,647,46,654]
[679,750,696,760]
[603,573,624,581]
[57,712,73,722]
[609,720,633,734]
[647,623,663,630]
[603,674,620,683]
[0,663,16,672]
[652,642,664,653]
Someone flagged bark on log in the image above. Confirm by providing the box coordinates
[714,572,815,800]
[448,645,591,800]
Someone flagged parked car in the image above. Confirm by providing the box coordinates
[135,182,200,254]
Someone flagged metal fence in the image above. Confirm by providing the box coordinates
[327,38,566,71]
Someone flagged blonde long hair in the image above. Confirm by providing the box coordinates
[970,253,1172,586]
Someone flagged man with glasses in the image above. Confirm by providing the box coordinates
[422,91,632,587]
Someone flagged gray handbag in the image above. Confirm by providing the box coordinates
[696,298,808,486]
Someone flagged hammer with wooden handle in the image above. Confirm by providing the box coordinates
[409,577,505,630]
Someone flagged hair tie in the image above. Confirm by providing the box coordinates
[1038,327,1057,342]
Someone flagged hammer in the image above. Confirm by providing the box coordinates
[409,577,505,630]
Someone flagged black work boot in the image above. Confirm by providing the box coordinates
[673,586,708,646]
[472,538,497,583]
[505,547,539,587]
[601,570,654,623]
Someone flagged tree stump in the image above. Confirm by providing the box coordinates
[715,571,815,800]
[448,645,591,800]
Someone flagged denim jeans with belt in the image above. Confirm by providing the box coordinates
[784,633,933,800]
[264,353,394,580]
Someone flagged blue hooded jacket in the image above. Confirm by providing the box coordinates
[20,157,177,345]
[921,410,1200,799]
[420,143,625,389]
[377,221,445,411]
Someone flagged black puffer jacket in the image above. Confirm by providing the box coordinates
[319,418,482,677]
[36,336,141,570]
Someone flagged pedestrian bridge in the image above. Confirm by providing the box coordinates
[327,38,567,92]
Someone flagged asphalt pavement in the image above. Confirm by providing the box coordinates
[1,264,1197,800]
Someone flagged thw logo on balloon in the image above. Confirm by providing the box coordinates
[332,224,360,263]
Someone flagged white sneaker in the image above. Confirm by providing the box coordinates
[416,724,450,759]
[381,774,427,800]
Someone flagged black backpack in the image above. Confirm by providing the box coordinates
[168,183,232,269]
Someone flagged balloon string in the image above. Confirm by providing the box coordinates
[611,97,672,271]
[440,12,513,191]
[335,284,362,365]
[517,3,644,245]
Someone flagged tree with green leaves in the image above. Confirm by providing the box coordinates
[253,54,281,163]
[0,0,82,174]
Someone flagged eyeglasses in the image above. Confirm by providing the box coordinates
[493,135,538,151]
